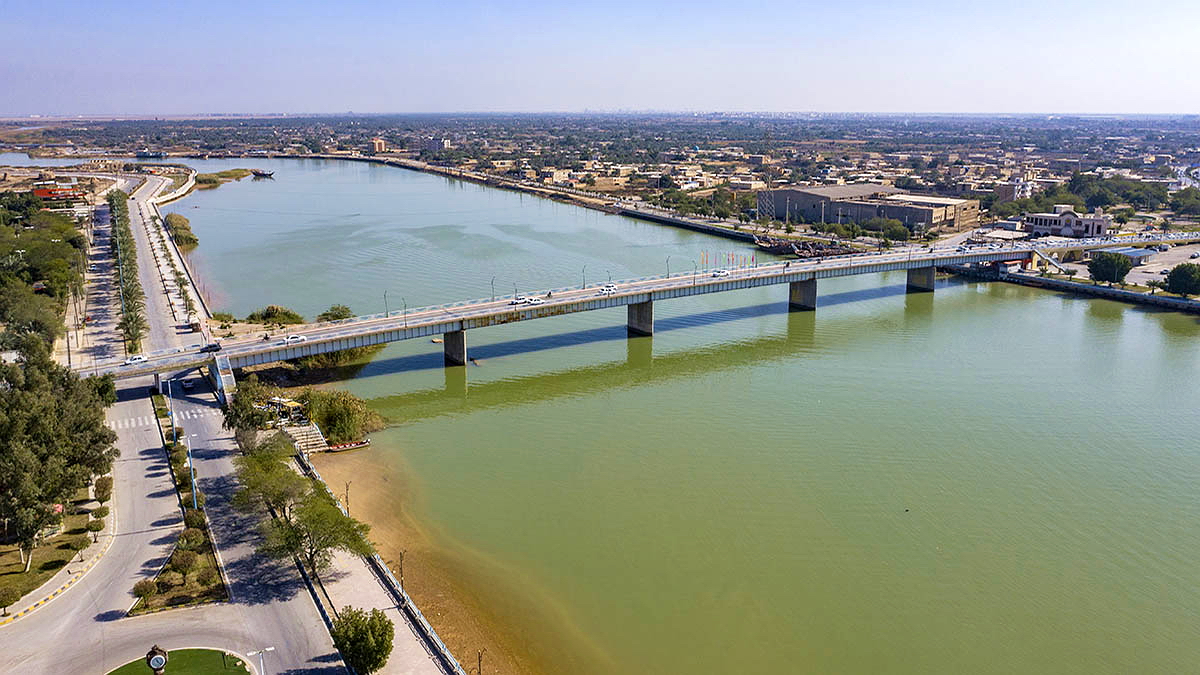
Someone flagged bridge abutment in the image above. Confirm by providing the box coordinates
[627,300,654,336]
[788,279,817,311]
[443,330,467,366]
[906,266,936,293]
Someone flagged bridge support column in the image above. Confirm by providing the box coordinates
[906,266,936,293]
[443,330,467,366]
[627,301,653,336]
[788,279,817,311]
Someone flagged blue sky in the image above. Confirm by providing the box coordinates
[2,0,1198,115]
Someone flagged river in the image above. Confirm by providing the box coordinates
[161,157,1200,675]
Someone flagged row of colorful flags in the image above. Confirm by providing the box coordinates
[699,251,756,268]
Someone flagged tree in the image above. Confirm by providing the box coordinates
[91,506,109,519]
[170,549,198,574]
[87,519,105,542]
[133,579,157,601]
[93,476,113,505]
[177,528,205,551]
[1087,252,1132,286]
[317,304,355,322]
[0,587,20,616]
[67,536,90,562]
[260,490,372,582]
[299,389,383,444]
[330,606,395,675]
[222,375,276,432]
[86,375,117,407]
[1166,263,1200,298]
[233,434,310,524]
[0,336,117,571]
[1147,279,1166,295]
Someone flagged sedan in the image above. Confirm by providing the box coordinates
[526,297,545,305]
[199,342,222,353]
[711,269,730,278]
[508,296,529,305]
[283,334,308,344]
[124,355,148,365]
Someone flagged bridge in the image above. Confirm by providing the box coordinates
[86,232,1200,387]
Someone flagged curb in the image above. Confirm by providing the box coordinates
[0,483,120,628]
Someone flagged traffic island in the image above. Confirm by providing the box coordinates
[107,648,250,675]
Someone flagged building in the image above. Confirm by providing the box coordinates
[1091,246,1156,266]
[370,138,386,153]
[1023,205,1111,238]
[757,184,979,230]
[993,179,1035,203]
[421,137,450,153]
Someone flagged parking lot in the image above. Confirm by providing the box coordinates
[1060,241,1200,286]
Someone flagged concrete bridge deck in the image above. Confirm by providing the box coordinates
[86,232,1200,381]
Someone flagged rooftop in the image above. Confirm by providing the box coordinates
[883,193,971,206]
[774,183,900,200]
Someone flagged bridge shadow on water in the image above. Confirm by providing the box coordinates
[366,283,944,422]
[358,282,914,381]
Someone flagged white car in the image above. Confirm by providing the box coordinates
[284,334,307,344]
[123,355,148,365]
[508,296,529,305]
[598,287,617,296]
[526,297,545,305]
[711,269,730,278]
[601,282,618,291]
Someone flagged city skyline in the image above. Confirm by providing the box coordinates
[3,0,1199,116]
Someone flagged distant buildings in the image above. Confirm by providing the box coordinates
[421,137,450,153]
[1023,205,1111,238]
[370,138,386,153]
[758,184,980,230]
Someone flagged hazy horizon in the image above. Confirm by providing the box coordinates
[4,0,1199,116]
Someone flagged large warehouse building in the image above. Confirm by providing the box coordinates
[757,184,980,231]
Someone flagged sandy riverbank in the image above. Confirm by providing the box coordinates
[310,446,612,675]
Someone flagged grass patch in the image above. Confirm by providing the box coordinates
[194,168,252,190]
[0,491,94,608]
[151,393,169,418]
[107,648,250,674]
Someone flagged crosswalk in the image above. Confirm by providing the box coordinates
[106,408,221,429]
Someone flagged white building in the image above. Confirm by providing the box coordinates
[1023,205,1111,238]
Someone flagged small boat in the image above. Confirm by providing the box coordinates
[251,169,274,178]
[327,439,371,452]
[754,236,798,255]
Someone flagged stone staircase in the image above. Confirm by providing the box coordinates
[283,423,329,454]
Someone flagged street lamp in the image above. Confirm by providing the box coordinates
[383,290,389,318]
[490,276,496,302]
[581,264,587,289]
[248,647,275,675]
[607,269,612,283]
[402,297,407,328]
[692,260,698,285]
[666,255,673,278]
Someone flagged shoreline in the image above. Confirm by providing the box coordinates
[309,446,612,675]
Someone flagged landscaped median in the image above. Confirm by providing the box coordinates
[107,648,250,674]
[128,398,228,614]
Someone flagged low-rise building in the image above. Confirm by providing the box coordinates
[757,184,979,230]
[1023,205,1111,238]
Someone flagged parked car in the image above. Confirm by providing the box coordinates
[1160,269,1170,275]
[123,355,147,365]
[199,342,222,353]
[1190,252,1199,259]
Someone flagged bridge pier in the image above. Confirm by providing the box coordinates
[627,300,653,336]
[906,266,936,293]
[788,279,817,311]
[443,330,467,366]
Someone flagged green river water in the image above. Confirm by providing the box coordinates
[165,158,1200,674]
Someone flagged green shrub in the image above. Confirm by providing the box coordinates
[170,549,198,573]
[197,567,219,586]
[91,506,110,519]
[133,579,157,599]
[212,312,235,323]
[158,571,184,591]
[245,305,304,324]
[178,528,205,551]
[183,508,206,529]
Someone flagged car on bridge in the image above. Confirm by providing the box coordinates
[123,355,147,365]
[526,297,545,305]
[598,287,617,296]
[283,335,308,344]
[199,342,223,353]
[711,269,730,278]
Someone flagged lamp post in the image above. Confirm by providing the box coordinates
[490,276,496,302]
[402,297,407,327]
[692,260,698,285]
[384,290,389,318]
[581,264,587,289]
[607,269,612,283]
[248,647,275,675]
[666,255,673,278]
